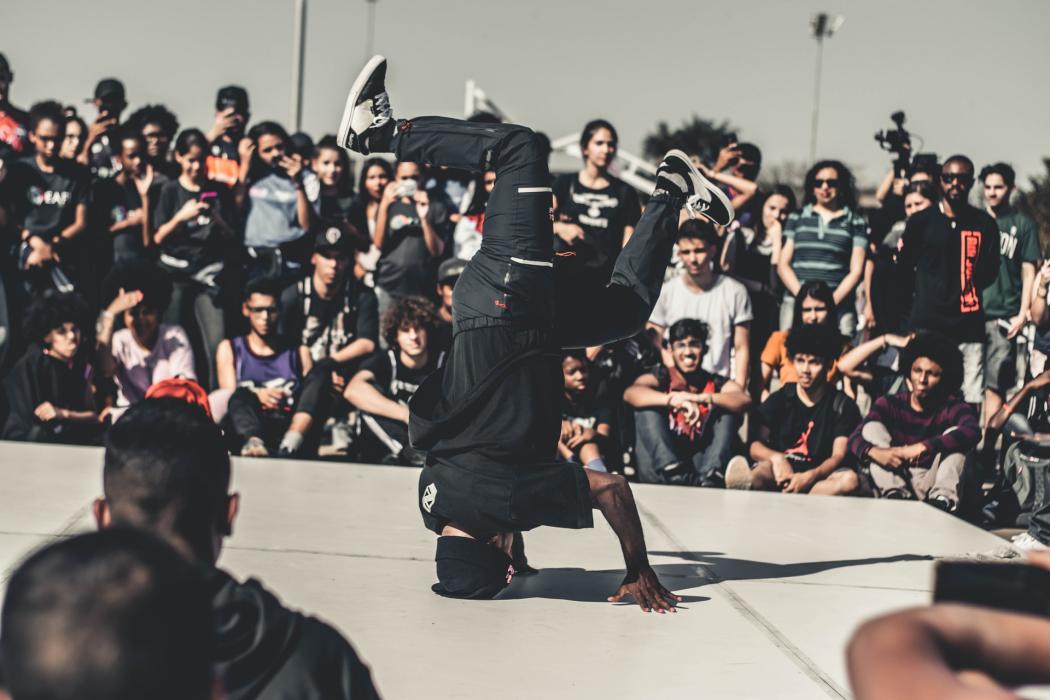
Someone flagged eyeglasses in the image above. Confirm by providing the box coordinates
[940,173,973,184]
[247,306,278,316]
[670,340,704,351]
[814,178,839,188]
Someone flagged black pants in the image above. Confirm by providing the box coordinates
[224,366,331,451]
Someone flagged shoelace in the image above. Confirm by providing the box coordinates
[685,194,710,219]
[372,92,392,124]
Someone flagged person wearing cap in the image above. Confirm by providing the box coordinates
[205,85,250,188]
[0,52,29,154]
[77,78,127,179]
[432,257,465,352]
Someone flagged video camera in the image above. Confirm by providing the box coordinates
[874,111,911,178]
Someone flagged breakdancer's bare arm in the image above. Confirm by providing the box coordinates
[586,469,681,613]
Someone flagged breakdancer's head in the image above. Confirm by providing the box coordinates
[94,398,238,564]
[430,530,515,600]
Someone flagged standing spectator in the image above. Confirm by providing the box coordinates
[312,135,355,225]
[345,296,445,465]
[559,351,614,473]
[348,157,393,284]
[552,119,641,283]
[625,318,751,486]
[59,108,87,161]
[432,257,464,353]
[90,126,160,267]
[205,85,249,189]
[648,219,752,385]
[0,52,29,154]
[898,155,999,406]
[2,292,102,443]
[78,78,127,179]
[372,161,449,322]
[863,179,936,334]
[215,278,320,457]
[6,101,89,295]
[152,128,234,389]
[700,140,762,226]
[126,104,180,178]
[452,169,494,261]
[760,280,849,400]
[96,265,194,419]
[238,121,316,282]
[726,323,862,495]
[980,162,1039,422]
[777,160,867,336]
[849,331,979,511]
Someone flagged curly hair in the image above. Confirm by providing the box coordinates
[23,292,91,345]
[802,159,857,210]
[125,104,180,139]
[381,296,439,349]
[785,323,841,364]
[900,330,964,398]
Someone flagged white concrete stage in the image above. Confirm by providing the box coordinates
[0,441,1020,698]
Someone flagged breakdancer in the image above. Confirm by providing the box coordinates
[338,56,733,612]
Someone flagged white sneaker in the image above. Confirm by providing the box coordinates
[337,54,394,155]
[654,149,734,227]
[724,455,752,490]
[1011,531,1050,552]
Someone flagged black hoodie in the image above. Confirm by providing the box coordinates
[207,568,380,700]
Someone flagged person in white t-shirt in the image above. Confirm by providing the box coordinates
[97,267,195,419]
[648,219,752,385]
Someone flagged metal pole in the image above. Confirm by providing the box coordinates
[808,35,823,164]
[291,0,306,132]
[365,0,377,60]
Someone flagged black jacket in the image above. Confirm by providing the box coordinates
[208,568,380,700]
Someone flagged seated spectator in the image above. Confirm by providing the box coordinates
[648,218,752,385]
[205,85,250,189]
[90,126,161,267]
[215,278,321,457]
[726,323,861,495]
[624,318,750,486]
[238,121,316,282]
[760,280,850,400]
[2,292,102,444]
[96,264,194,419]
[93,398,379,699]
[848,331,979,511]
[836,330,914,401]
[432,257,464,351]
[777,160,867,336]
[559,351,613,473]
[153,128,234,389]
[451,170,494,261]
[0,52,29,154]
[0,529,215,700]
[372,161,450,323]
[126,103,180,178]
[345,296,445,465]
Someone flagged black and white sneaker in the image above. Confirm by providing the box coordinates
[654,149,734,227]
[337,54,395,155]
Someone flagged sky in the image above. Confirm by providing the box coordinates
[5,0,1050,187]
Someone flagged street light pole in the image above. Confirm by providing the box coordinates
[808,12,844,163]
[291,0,307,132]
[364,0,378,61]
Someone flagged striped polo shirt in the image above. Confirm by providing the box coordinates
[783,204,869,288]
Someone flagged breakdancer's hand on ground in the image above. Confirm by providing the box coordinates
[608,566,682,613]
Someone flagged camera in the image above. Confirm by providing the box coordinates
[874,111,911,178]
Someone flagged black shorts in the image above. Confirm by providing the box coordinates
[418,459,593,537]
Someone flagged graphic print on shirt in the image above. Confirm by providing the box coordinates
[999,225,1019,260]
[570,186,619,229]
[784,420,814,460]
[959,229,983,313]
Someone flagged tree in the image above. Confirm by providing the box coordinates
[1020,158,1050,253]
[642,115,737,165]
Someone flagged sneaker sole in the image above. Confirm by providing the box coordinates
[337,53,386,152]
[664,148,735,226]
[724,456,751,490]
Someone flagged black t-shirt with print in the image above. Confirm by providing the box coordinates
[362,348,442,404]
[553,173,640,276]
[152,178,231,276]
[6,157,90,238]
[374,197,450,297]
[562,380,613,431]
[755,384,860,468]
[91,174,167,261]
[280,275,379,364]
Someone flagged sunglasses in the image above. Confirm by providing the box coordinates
[941,173,974,184]
[247,306,278,316]
[814,178,839,188]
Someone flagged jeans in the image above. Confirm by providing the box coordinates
[165,279,225,390]
[861,421,967,505]
[633,408,738,486]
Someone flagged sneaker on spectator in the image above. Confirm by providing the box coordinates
[655,149,734,227]
[338,54,394,156]
[240,436,269,458]
[1011,531,1050,553]
[724,455,752,490]
[927,496,954,513]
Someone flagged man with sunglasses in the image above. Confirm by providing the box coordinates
[899,155,999,406]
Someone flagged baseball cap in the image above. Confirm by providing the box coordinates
[93,78,126,103]
[431,535,514,599]
[215,85,249,114]
[145,378,212,419]
[437,258,467,284]
[313,225,354,255]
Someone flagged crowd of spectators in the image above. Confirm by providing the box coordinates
[3,51,1050,554]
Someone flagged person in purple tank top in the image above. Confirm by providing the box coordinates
[215,277,325,457]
